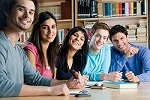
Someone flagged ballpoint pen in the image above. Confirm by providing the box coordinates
[69,70,81,84]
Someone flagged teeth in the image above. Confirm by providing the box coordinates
[21,20,28,25]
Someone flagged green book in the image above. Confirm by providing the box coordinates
[103,81,138,89]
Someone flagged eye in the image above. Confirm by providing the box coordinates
[103,37,108,40]
[29,10,35,15]
[41,26,49,30]
[52,25,56,29]
[96,34,101,38]
[18,7,25,12]
[80,37,85,41]
[73,33,78,37]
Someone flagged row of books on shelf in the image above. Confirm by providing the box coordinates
[78,0,146,18]
[58,28,70,43]
[39,6,61,20]
[39,1,71,20]
[126,18,147,41]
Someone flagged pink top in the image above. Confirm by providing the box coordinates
[24,42,53,78]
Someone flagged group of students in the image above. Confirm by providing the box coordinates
[0,0,150,97]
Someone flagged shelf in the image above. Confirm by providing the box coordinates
[100,0,142,2]
[39,0,66,7]
[57,19,72,22]
[77,15,147,21]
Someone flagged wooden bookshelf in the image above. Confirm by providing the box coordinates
[39,0,74,29]
[74,0,149,47]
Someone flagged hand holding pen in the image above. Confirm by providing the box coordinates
[68,70,86,88]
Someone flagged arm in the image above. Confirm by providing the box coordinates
[109,47,128,72]
[25,50,36,69]
[134,47,150,82]
[24,43,37,69]
[19,84,70,96]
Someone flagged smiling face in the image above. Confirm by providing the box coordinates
[68,30,85,51]
[40,18,57,43]
[7,0,35,31]
[111,32,130,53]
[90,29,109,51]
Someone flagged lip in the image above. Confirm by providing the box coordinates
[72,40,79,45]
[19,17,31,25]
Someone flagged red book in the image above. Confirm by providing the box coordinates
[61,1,71,19]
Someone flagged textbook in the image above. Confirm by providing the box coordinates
[103,81,138,89]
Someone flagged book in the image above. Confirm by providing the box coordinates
[103,81,138,89]
[61,1,71,19]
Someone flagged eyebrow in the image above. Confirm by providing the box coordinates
[16,5,35,12]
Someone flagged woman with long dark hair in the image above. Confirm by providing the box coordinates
[56,26,89,80]
[24,11,59,78]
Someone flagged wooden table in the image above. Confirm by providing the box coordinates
[1,82,150,100]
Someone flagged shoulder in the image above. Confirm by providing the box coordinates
[24,42,37,51]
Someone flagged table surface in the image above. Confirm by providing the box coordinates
[1,82,150,100]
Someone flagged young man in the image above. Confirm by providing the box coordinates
[0,0,84,97]
[109,25,150,82]
[82,22,122,81]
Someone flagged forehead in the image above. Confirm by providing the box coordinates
[112,32,126,39]
[75,30,85,37]
[41,18,56,26]
[14,0,35,10]
[95,29,109,36]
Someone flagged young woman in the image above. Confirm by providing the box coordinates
[24,11,59,78]
[56,26,89,81]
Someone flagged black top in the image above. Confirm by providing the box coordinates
[56,54,80,80]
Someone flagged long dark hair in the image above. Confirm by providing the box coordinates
[0,0,39,30]
[59,26,89,72]
[28,11,59,76]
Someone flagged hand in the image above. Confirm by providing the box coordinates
[125,47,139,58]
[49,84,70,96]
[125,71,140,83]
[67,71,85,89]
[83,75,89,85]
[104,72,122,81]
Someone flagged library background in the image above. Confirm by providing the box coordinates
[20,0,150,48]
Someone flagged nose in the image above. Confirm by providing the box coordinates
[48,27,52,33]
[117,40,122,45]
[23,10,29,18]
[98,37,103,42]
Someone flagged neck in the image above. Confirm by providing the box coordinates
[123,43,131,54]
[41,41,50,51]
[89,45,100,54]
[68,50,76,59]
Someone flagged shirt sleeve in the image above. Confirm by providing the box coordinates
[136,47,150,82]
[23,42,37,56]
[0,44,22,97]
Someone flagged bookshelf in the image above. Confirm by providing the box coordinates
[39,0,74,29]
[74,0,149,47]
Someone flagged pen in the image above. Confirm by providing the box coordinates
[70,70,81,84]
[69,70,77,79]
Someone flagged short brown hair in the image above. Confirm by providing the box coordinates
[91,22,110,36]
